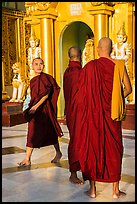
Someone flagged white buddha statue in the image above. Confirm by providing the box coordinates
[111,23,132,104]
[111,23,131,75]
[28,34,41,79]
[82,38,94,67]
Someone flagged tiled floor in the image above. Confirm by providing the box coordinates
[2,123,135,202]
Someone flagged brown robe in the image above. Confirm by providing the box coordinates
[26,72,63,148]
[63,60,82,172]
[72,57,124,182]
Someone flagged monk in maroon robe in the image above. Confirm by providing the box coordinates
[18,57,63,167]
[72,37,132,198]
[63,46,83,184]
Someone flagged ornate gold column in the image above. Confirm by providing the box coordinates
[88,4,114,58]
[40,18,54,76]
[127,3,135,103]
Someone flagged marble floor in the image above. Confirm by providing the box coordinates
[2,123,135,202]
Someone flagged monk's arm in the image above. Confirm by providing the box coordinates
[29,94,48,113]
[123,66,132,98]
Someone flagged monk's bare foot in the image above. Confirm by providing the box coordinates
[51,152,62,163]
[112,191,126,199]
[69,175,84,185]
[17,159,31,167]
[85,187,96,198]
[85,191,96,198]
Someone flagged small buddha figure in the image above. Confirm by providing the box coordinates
[82,35,94,67]
[28,34,41,78]
[9,62,25,103]
[111,23,131,75]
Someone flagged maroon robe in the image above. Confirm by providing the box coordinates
[73,57,123,182]
[26,72,63,148]
[63,60,82,172]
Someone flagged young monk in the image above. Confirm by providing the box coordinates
[18,57,63,166]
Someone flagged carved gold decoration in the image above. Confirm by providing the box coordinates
[117,22,127,41]
[91,2,115,6]
[91,2,133,6]
[25,2,51,15]
[25,23,31,66]
[35,2,51,11]
[19,19,30,99]
[19,18,27,78]
[8,18,17,84]
[2,15,9,85]
[2,9,26,87]
[2,58,10,101]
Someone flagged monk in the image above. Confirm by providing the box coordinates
[18,57,63,167]
[72,37,132,198]
[63,46,83,184]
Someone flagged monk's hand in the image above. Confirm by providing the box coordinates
[29,105,38,114]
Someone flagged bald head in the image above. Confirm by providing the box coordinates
[97,37,112,56]
[68,46,82,61]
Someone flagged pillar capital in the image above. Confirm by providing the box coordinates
[24,8,58,24]
[88,4,114,16]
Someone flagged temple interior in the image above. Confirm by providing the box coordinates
[2,2,135,202]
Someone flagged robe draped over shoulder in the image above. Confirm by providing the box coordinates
[73,57,124,182]
[26,72,63,148]
[111,60,125,121]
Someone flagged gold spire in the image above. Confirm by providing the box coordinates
[117,22,127,38]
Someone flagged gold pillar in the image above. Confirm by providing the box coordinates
[127,3,134,103]
[40,18,54,76]
[94,14,109,58]
[88,4,114,58]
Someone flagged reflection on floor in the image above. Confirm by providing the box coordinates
[2,123,135,202]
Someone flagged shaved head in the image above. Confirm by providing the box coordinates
[98,37,112,55]
[68,46,82,61]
